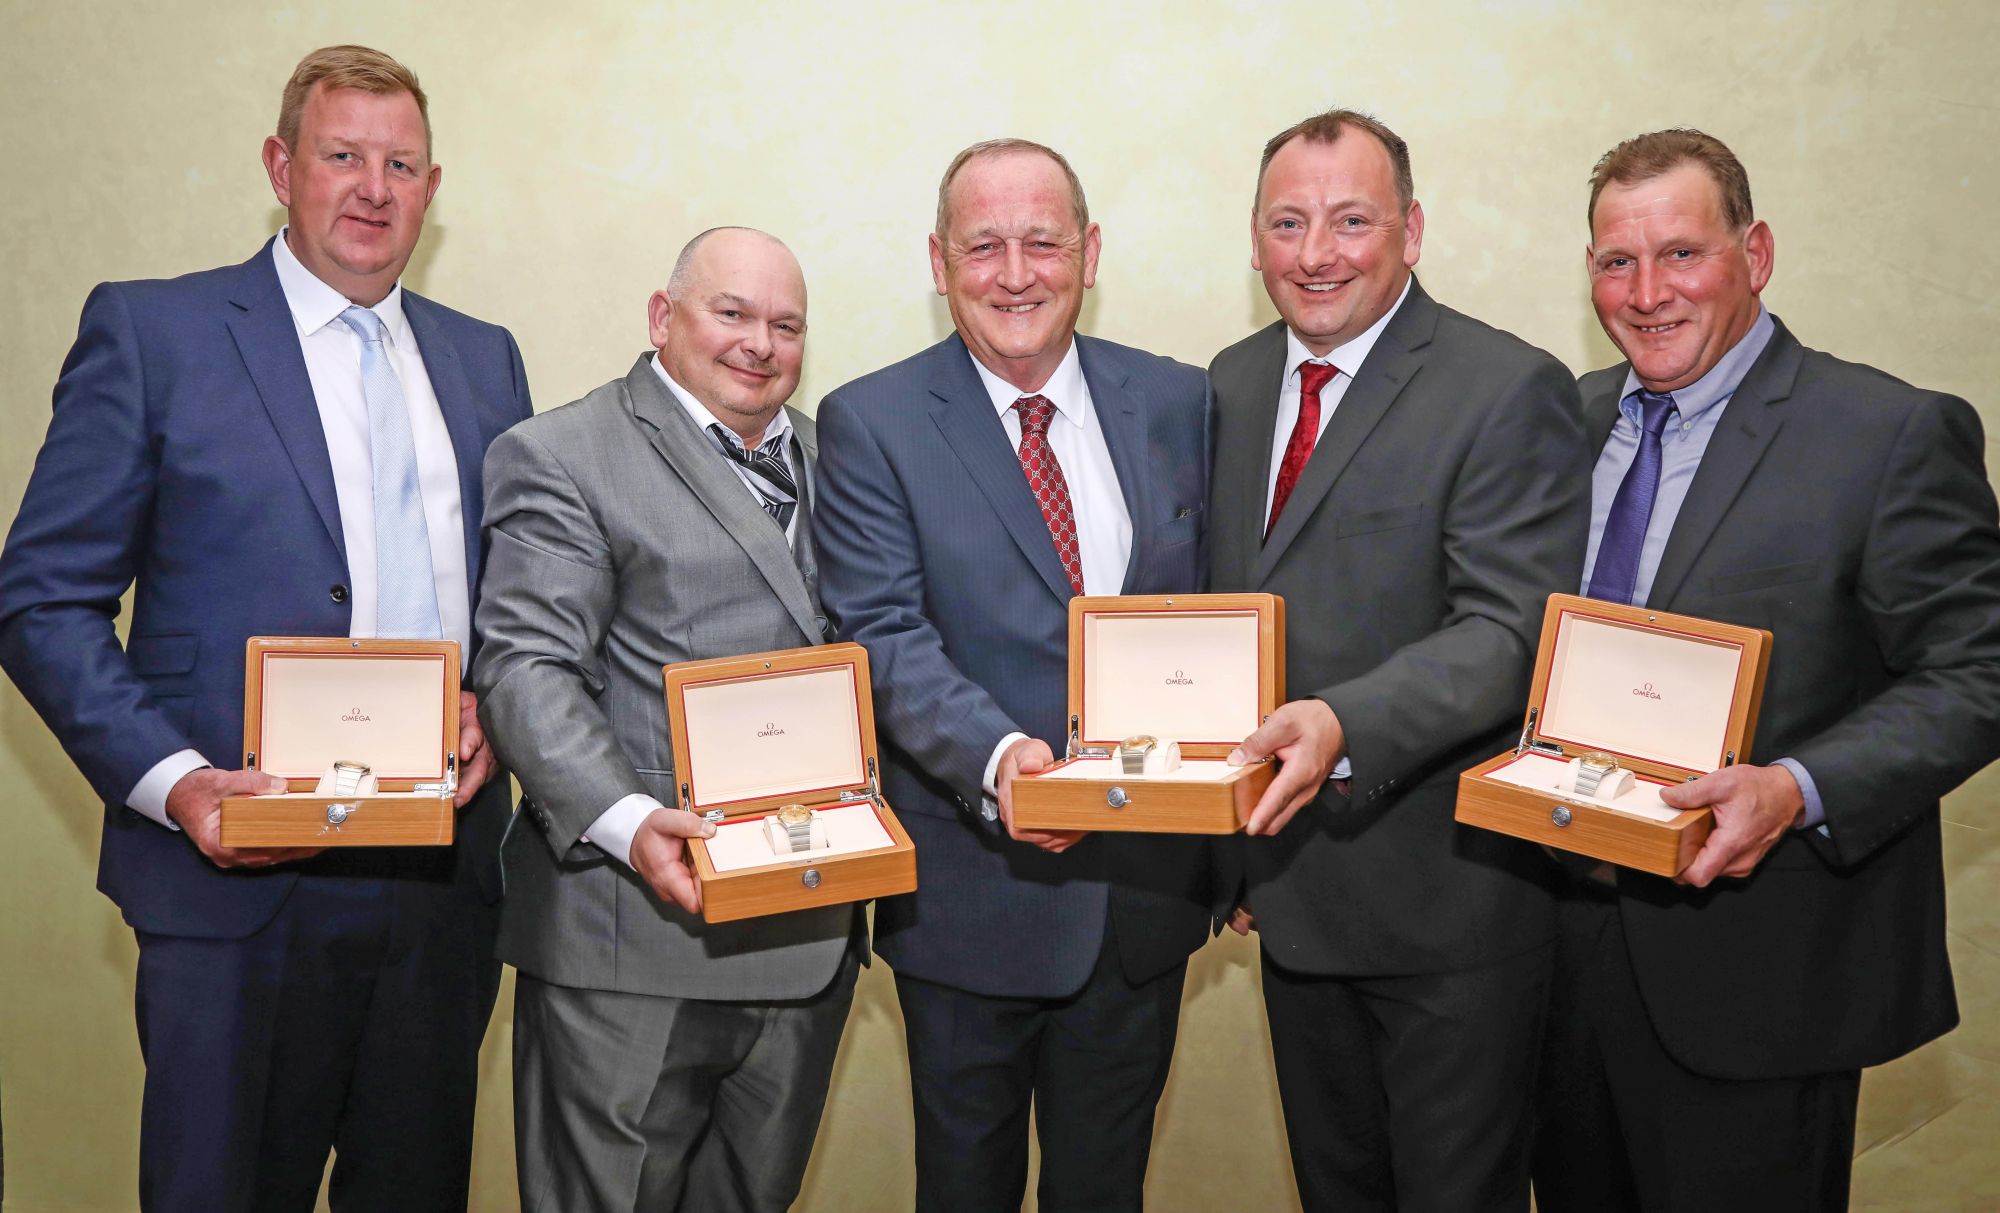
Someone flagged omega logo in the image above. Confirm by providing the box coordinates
[1632,682,1663,701]
[341,707,372,722]
[1164,668,1195,686]
[757,721,787,738]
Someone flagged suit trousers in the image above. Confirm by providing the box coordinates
[1260,940,1553,1213]
[131,854,501,1213]
[512,951,859,1213]
[894,917,1188,1213]
[1532,885,1860,1213]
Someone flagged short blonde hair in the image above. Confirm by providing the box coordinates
[276,45,430,156]
[935,138,1090,238]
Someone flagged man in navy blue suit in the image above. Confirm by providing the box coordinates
[0,46,531,1212]
[814,139,1215,1213]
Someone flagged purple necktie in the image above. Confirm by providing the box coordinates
[1587,389,1678,605]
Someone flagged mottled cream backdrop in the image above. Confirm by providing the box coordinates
[3,2,1996,1211]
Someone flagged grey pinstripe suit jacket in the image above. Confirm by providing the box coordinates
[474,354,853,1001]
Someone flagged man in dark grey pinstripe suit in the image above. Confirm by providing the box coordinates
[816,140,1219,1213]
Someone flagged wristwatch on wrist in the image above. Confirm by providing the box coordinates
[1573,752,1619,798]
[777,804,814,853]
[332,760,370,797]
[1120,735,1159,776]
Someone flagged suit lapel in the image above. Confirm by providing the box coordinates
[1221,324,1288,589]
[624,356,822,639]
[226,244,346,563]
[1252,280,1438,586]
[1647,325,1802,608]
[403,293,487,594]
[927,336,1077,603]
[1077,337,1151,592]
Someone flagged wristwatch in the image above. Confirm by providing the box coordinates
[331,760,370,797]
[1573,752,1619,798]
[776,804,814,853]
[1120,735,1159,776]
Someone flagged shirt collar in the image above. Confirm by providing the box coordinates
[650,353,794,450]
[1284,276,1412,384]
[271,226,411,347]
[970,339,1089,427]
[1618,305,1775,424]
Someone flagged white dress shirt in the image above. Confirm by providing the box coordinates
[970,340,1133,805]
[1265,279,1410,783]
[126,231,469,829]
[579,360,804,869]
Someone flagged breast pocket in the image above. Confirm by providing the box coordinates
[1709,559,1818,597]
[1335,501,1426,539]
[1155,506,1202,550]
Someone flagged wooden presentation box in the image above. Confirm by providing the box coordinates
[220,637,460,848]
[664,642,916,924]
[1012,593,1285,834]
[1455,594,1771,877]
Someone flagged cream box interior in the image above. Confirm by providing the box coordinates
[249,645,455,789]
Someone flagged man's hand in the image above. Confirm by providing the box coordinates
[1664,764,1806,888]
[455,690,496,808]
[995,737,1087,854]
[629,806,716,914]
[165,767,325,869]
[1225,905,1257,937]
[1231,698,1345,836]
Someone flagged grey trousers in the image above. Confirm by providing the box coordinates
[513,955,859,1213]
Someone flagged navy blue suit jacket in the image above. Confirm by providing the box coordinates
[0,241,532,939]
[815,333,1217,999]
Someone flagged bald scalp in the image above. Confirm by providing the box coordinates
[667,226,798,297]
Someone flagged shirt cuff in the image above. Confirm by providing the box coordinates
[1330,758,1352,780]
[581,794,665,870]
[1772,757,1827,832]
[980,731,1028,823]
[127,749,209,831]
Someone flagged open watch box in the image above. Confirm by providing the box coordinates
[664,641,916,923]
[1012,594,1285,834]
[219,637,460,847]
[1455,594,1771,877]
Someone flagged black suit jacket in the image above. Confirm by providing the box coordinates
[1209,279,1592,975]
[1585,317,2000,1079]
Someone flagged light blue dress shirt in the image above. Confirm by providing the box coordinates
[1580,308,1827,830]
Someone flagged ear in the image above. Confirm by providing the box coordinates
[647,290,674,351]
[1080,222,1101,290]
[423,162,442,208]
[1742,219,1774,294]
[928,232,950,298]
[1401,200,1425,268]
[1249,209,1263,273]
[261,135,293,207]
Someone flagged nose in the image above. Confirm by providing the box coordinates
[997,240,1033,295]
[1630,258,1668,313]
[741,322,774,361]
[356,159,391,207]
[1299,221,1339,276]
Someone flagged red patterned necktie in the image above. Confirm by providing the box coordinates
[1267,360,1339,537]
[1013,394,1084,595]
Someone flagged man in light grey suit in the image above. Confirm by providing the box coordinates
[473,227,859,1213]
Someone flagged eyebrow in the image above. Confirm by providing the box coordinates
[709,292,804,323]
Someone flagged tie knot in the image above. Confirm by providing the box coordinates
[1014,394,1057,437]
[339,305,386,344]
[709,423,784,462]
[1634,389,1677,436]
[1298,361,1339,399]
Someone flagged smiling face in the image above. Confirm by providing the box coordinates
[1588,163,1773,393]
[930,150,1100,393]
[649,228,808,446]
[1253,132,1422,358]
[262,84,439,306]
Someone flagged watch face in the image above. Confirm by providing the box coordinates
[777,804,813,828]
[335,760,370,776]
[1580,752,1617,773]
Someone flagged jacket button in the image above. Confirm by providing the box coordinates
[329,584,349,603]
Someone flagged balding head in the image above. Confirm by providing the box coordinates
[648,227,808,446]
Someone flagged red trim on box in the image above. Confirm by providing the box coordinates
[1533,606,1748,771]
[257,650,449,780]
[676,658,871,811]
[1076,608,1266,748]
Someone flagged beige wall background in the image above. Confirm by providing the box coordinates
[3,2,1996,1210]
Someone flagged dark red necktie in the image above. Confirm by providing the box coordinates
[1267,361,1339,537]
[1014,395,1084,595]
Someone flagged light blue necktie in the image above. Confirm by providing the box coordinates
[1587,389,1678,606]
[339,305,442,639]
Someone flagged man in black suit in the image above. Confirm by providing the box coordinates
[1532,128,2000,1213]
[1209,109,1591,1211]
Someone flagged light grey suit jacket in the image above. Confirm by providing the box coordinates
[474,354,853,1001]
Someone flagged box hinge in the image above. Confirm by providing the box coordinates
[1514,708,1564,759]
[1067,714,1111,761]
[838,756,885,807]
